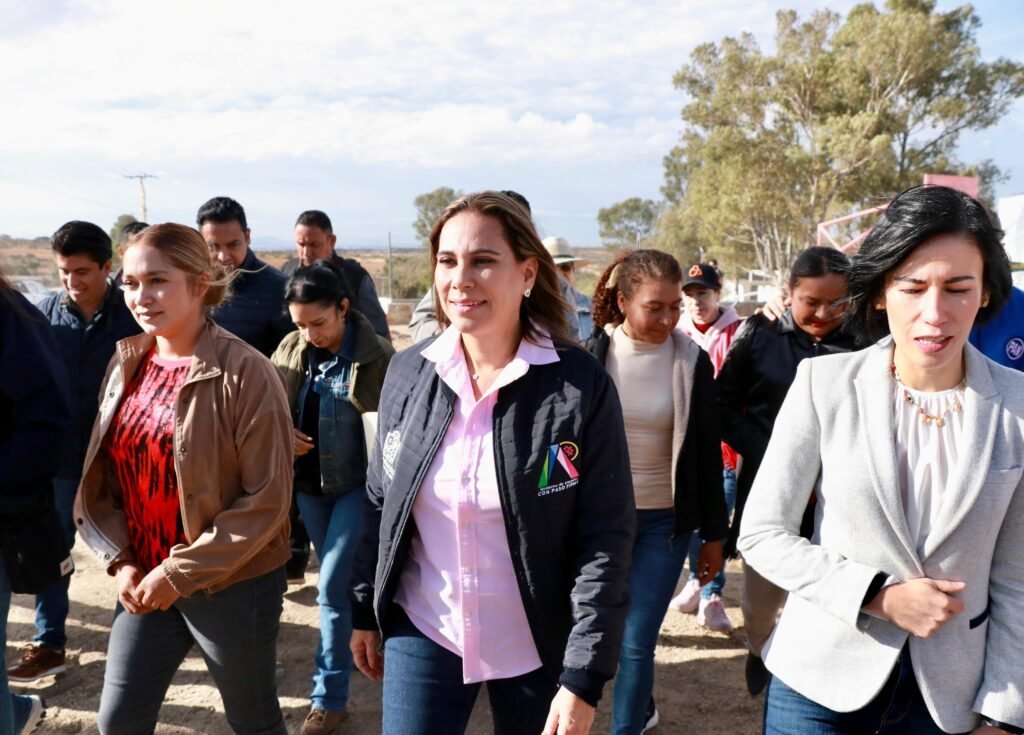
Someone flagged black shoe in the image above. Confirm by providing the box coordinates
[745,653,771,696]
[285,555,309,581]
[642,696,659,732]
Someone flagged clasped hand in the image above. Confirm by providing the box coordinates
[116,562,180,614]
[864,577,965,638]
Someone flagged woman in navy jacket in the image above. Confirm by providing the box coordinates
[350,191,635,735]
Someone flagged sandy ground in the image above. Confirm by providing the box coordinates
[5,328,763,734]
[6,550,762,734]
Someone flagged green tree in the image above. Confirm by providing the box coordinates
[413,187,463,245]
[109,214,138,249]
[597,198,663,249]
[660,0,1024,278]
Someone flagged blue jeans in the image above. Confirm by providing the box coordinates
[97,568,287,735]
[33,476,78,649]
[382,606,558,735]
[295,489,364,712]
[612,509,691,734]
[765,648,966,734]
[0,556,46,734]
[686,467,736,598]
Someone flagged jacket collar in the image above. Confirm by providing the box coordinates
[116,317,224,385]
[421,324,559,400]
[60,278,118,323]
[853,339,1001,564]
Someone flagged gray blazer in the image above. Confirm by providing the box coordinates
[738,340,1024,733]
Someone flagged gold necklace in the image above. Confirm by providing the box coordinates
[890,364,965,428]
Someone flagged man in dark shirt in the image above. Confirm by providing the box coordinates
[282,210,391,341]
[198,197,294,357]
[10,221,141,684]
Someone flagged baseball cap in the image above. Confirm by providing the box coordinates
[683,263,721,290]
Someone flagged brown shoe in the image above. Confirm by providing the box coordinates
[7,644,66,682]
[299,708,347,735]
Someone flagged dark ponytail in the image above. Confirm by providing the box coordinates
[285,259,354,310]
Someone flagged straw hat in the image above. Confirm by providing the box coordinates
[541,236,584,265]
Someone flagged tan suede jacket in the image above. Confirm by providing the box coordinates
[73,319,293,597]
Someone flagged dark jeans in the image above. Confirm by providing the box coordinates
[0,556,43,734]
[764,648,968,735]
[33,476,78,649]
[382,606,558,735]
[97,568,287,735]
[612,509,691,734]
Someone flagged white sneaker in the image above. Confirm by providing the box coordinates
[18,695,45,735]
[697,594,735,634]
[641,696,659,732]
[668,579,701,614]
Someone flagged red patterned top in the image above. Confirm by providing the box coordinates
[105,351,191,573]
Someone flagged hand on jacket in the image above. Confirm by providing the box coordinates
[864,578,965,637]
[696,540,724,587]
[756,295,790,321]
[351,629,383,681]
[292,428,315,456]
[971,726,1013,734]
[115,562,148,614]
[135,565,181,612]
[542,687,595,735]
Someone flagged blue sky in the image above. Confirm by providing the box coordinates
[0,0,1021,249]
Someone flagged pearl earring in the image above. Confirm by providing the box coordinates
[524,288,532,298]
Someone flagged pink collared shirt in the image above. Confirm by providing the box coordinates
[394,326,556,683]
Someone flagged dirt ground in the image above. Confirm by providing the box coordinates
[6,551,762,734]
[4,325,763,734]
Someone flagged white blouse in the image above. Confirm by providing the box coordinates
[894,383,966,558]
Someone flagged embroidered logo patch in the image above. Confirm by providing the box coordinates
[688,265,703,278]
[538,441,581,496]
[1006,337,1024,362]
[382,430,401,480]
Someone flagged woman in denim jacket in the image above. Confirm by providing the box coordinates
[272,260,394,735]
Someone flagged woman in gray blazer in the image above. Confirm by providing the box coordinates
[739,185,1023,735]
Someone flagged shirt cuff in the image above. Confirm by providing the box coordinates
[558,667,609,707]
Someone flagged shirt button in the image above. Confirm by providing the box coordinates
[461,476,469,485]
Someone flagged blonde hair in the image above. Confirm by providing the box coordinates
[129,223,236,308]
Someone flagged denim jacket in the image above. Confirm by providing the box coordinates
[272,309,394,496]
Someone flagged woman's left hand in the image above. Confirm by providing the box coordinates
[541,687,595,735]
[971,727,1012,734]
[135,565,181,611]
[697,540,724,587]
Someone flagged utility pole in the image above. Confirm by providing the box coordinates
[124,173,157,221]
[387,231,394,300]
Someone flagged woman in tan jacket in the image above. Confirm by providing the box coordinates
[74,223,293,735]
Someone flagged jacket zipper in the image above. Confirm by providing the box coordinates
[375,399,455,627]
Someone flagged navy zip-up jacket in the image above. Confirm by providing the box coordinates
[210,249,294,357]
[1,288,71,512]
[351,337,636,705]
[36,281,140,480]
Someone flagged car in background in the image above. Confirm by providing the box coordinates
[9,277,56,306]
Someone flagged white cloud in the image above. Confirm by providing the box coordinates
[0,0,811,169]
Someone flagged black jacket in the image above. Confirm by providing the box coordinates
[282,253,391,341]
[210,249,294,357]
[0,289,71,513]
[351,338,635,705]
[719,310,859,554]
[585,326,728,542]
[36,282,141,479]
